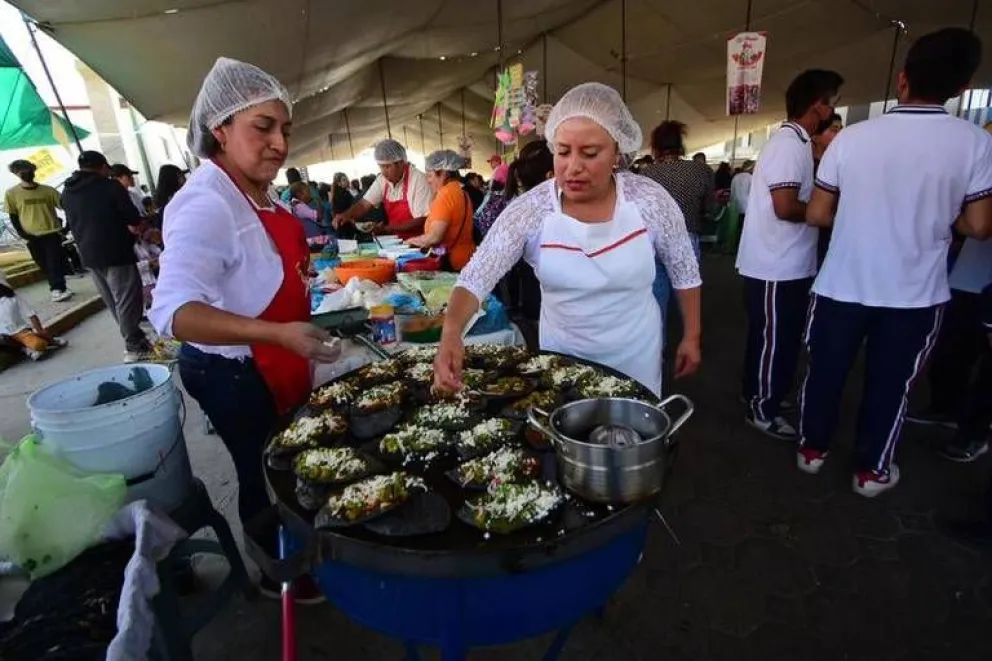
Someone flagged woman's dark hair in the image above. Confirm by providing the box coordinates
[199,116,233,158]
[814,113,843,136]
[154,164,186,210]
[650,120,687,157]
[903,28,981,104]
[505,139,553,200]
[285,167,302,184]
[785,69,844,119]
[317,182,331,202]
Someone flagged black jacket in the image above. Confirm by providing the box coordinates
[61,170,141,268]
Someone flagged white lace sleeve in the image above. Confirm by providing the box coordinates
[455,181,553,302]
[620,172,702,290]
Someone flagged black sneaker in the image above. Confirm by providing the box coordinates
[745,411,798,442]
[936,438,989,463]
[258,574,326,605]
[904,409,957,428]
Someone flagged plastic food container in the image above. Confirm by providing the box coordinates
[334,258,396,285]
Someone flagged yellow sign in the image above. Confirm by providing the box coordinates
[25,148,63,183]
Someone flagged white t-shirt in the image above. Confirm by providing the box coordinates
[813,105,992,308]
[730,171,752,214]
[362,166,432,219]
[736,122,817,281]
[948,238,992,295]
[0,294,35,336]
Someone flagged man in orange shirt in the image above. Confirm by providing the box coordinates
[408,149,476,271]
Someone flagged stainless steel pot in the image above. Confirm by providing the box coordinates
[527,395,694,504]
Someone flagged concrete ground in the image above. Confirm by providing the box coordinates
[1,253,991,660]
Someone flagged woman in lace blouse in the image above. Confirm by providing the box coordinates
[434,83,702,395]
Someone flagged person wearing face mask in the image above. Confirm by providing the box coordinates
[4,160,72,302]
[433,83,702,397]
[148,57,341,603]
[331,139,431,239]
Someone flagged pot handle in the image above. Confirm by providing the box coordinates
[526,406,560,450]
[658,393,694,439]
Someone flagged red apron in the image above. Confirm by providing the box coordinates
[382,165,418,240]
[214,161,312,414]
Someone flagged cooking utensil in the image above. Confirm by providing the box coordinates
[527,395,694,503]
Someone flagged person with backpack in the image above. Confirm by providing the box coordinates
[407,149,476,271]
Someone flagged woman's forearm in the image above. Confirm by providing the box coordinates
[172,301,285,347]
[675,287,701,341]
[440,288,481,341]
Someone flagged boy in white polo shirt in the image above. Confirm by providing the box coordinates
[737,69,844,441]
[799,28,992,497]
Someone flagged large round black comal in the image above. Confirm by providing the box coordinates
[263,351,666,580]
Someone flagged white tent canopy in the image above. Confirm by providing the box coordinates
[11,0,990,166]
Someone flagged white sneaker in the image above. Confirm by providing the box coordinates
[26,349,43,361]
[852,464,901,498]
[745,412,798,441]
[51,289,73,302]
[796,448,828,474]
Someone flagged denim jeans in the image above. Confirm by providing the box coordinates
[653,233,701,337]
[178,344,277,528]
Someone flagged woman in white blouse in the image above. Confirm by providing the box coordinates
[149,58,338,602]
[434,83,702,396]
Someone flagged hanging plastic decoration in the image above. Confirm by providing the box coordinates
[491,63,540,145]
[456,134,474,167]
[534,104,554,138]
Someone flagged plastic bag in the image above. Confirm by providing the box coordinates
[0,435,126,578]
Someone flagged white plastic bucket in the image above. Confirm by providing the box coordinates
[27,364,193,512]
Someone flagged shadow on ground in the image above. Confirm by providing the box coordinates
[194,253,992,660]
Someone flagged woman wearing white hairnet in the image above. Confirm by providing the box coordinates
[434,83,702,396]
[408,149,476,270]
[149,57,339,602]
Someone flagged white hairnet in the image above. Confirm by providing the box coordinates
[544,82,642,155]
[187,57,292,158]
[373,139,408,164]
[424,149,465,172]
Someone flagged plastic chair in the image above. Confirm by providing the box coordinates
[149,478,253,661]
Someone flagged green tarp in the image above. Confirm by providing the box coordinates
[0,34,88,151]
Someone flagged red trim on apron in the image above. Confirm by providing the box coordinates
[382,164,418,239]
[213,160,312,414]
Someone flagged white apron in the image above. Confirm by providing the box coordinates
[536,188,663,395]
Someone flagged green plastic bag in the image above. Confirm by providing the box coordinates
[0,435,126,578]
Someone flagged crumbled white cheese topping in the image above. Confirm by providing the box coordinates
[519,355,560,372]
[459,418,513,447]
[381,426,448,453]
[405,363,434,382]
[546,365,595,388]
[581,375,638,397]
[472,482,562,525]
[401,346,436,362]
[300,448,366,473]
[355,382,403,408]
[415,403,473,425]
[363,359,400,378]
[458,448,530,482]
[327,472,426,513]
[278,414,331,447]
[311,381,355,405]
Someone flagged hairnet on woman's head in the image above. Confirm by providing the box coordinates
[544,82,642,155]
[424,149,465,172]
[373,139,407,164]
[187,57,292,158]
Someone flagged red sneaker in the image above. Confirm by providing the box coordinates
[852,464,900,498]
[796,447,828,474]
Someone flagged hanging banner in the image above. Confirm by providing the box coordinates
[727,32,767,115]
[25,147,63,183]
[491,64,540,145]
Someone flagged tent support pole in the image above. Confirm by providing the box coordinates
[461,88,467,137]
[343,109,355,159]
[881,21,903,112]
[437,103,444,149]
[329,134,335,161]
[957,0,979,118]
[620,0,627,101]
[665,83,672,120]
[378,59,392,139]
[418,114,426,155]
[496,0,504,156]
[22,13,82,152]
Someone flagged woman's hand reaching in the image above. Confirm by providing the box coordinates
[433,334,465,392]
[276,322,342,363]
[673,337,701,379]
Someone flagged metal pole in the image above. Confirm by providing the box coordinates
[22,13,82,152]
[343,108,355,159]
[418,114,426,155]
[403,126,409,151]
[665,83,672,120]
[377,59,392,139]
[127,105,154,194]
[620,0,627,101]
[957,0,979,118]
[329,133,335,161]
[881,21,903,112]
[437,103,444,149]
[542,32,549,103]
[461,88,467,137]
[496,0,504,156]
[744,0,753,27]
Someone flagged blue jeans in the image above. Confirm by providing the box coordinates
[178,345,277,527]
[653,233,701,337]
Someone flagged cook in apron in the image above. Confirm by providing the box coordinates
[216,160,313,414]
[382,164,418,240]
[536,186,663,395]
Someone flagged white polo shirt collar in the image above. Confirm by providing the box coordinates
[886,104,948,115]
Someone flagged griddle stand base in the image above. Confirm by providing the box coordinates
[401,618,585,661]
